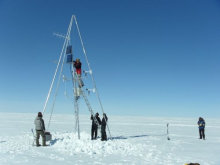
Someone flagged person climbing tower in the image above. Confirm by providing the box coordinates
[73,58,84,87]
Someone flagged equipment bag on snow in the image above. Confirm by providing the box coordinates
[45,132,52,141]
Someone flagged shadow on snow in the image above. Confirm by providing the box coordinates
[49,138,63,146]
[48,134,167,145]
[111,134,166,140]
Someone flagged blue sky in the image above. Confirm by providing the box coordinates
[0,0,220,118]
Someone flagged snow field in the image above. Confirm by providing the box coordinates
[0,113,220,165]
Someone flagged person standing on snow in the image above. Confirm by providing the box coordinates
[73,58,84,87]
[91,112,101,140]
[197,117,206,140]
[101,113,108,141]
[34,112,47,146]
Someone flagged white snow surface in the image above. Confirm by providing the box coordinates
[0,113,219,165]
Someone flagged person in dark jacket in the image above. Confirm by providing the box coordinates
[91,113,101,140]
[73,58,84,87]
[101,113,108,141]
[197,117,206,140]
[34,112,46,146]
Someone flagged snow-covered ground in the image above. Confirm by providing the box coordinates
[0,113,219,165]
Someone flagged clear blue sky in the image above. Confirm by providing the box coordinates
[0,0,220,118]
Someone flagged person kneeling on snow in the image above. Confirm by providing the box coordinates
[197,117,205,140]
[34,112,47,146]
[101,113,108,141]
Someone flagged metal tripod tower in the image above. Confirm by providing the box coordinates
[42,15,112,140]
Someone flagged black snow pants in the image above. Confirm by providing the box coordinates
[199,128,205,139]
[101,125,107,140]
[91,124,98,139]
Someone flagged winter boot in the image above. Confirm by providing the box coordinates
[42,137,48,146]
[42,142,48,146]
[36,139,41,147]
[42,140,48,146]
